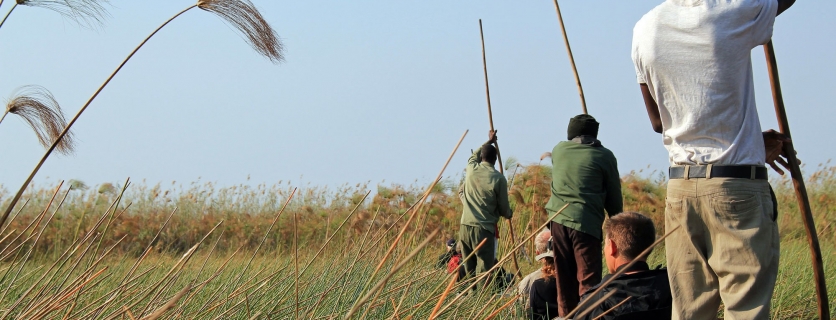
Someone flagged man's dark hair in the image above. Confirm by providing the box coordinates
[604,212,656,260]
[481,144,497,164]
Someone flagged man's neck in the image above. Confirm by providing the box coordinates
[612,259,650,275]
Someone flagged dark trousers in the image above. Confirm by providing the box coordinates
[459,225,496,286]
[549,222,602,317]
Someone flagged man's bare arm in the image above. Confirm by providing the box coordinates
[640,84,663,134]
[777,0,796,16]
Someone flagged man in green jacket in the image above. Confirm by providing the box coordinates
[458,130,512,286]
[545,114,622,316]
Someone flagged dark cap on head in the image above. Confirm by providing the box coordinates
[446,239,456,247]
[567,114,600,140]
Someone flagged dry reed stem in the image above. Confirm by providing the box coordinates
[311,205,390,317]
[92,207,178,318]
[574,290,619,320]
[3,86,75,155]
[169,229,226,315]
[0,182,64,309]
[137,221,223,317]
[391,281,411,319]
[0,0,285,233]
[141,284,191,320]
[124,306,137,320]
[195,267,285,318]
[345,228,442,319]
[192,245,249,312]
[294,200,299,320]
[90,177,131,259]
[29,234,126,311]
[196,0,284,63]
[229,187,296,293]
[299,190,369,277]
[0,198,29,244]
[23,266,109,319]
[176,245,245,317]
[565,225,681,319]
[360,201,418,257]
[0,0,282,239]
[593,296,632,320]
[41,191,129,307]
[429,237,488,320]
[367,130,468,292]
[483,294,519,320]
[100,244,201,320]
[72,265,160,319]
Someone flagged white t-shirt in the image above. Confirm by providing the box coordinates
[632,0,777,166]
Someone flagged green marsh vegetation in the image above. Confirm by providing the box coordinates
[0,164,833,319]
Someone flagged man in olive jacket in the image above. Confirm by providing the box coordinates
[458,130,512,286]
[545,114,622,316]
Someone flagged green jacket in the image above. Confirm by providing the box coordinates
[545,139,622,239]
[459,145,512,233]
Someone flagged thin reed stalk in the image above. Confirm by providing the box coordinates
[142,284,191,320]
[0,0,284,235]
[136,221,223,318]
[345,228,441,319]
[298,190,369,277]
[593,296,632,320]
[429,238,487,319]
[365,130,467,292]
[483,294,518,320]
[294,200,299,320]
[574,290,618,320]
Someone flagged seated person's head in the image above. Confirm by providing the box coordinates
[534,228,550,255]
[446,239,456,252]
[604,212,656,273]
[536,234,555,278]
[481,144,497,165]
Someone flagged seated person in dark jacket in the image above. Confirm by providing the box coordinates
[575,212,671,320]
[527,241,558,320]
[435,239,459,269]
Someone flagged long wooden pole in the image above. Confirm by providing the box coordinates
[551,0,587,114]
[763,40,829,320]
[479,19,521,279]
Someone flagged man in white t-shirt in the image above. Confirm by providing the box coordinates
[632,0,796,319]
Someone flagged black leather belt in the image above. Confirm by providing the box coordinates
[669,165,767,180]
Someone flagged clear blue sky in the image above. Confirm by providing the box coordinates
[0,1,832,190]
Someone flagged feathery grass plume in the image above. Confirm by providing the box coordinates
[0,0,285,253]
[197,0,284,63]
[2,85,75,155]
[0,0,110,30]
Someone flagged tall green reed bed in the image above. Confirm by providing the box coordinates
[0,165,834,318]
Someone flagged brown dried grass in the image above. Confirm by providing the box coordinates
[16,0,109,28]
[197,0,284,63]
[5,85,75,155]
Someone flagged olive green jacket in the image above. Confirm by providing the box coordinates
[545,139,622,239]
[458,145,512,233]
